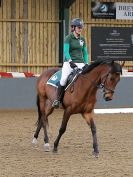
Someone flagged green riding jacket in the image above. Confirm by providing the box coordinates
[64,32,89,64]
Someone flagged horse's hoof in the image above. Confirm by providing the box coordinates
[44,143,51,152]
[32,137,38,145]
[92,151,99,158]
[53,147,58,153]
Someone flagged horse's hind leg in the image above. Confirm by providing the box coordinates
[37,96,50,151]
[41,115,50,151]
[32,95,50,151]
[32,95,42,144]
[32,119,42,144]
[40,98,55,151]
[53,109,70,152]
[82,112,99,158]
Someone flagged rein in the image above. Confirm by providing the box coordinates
[80,71,114,94]
[98,73,114,94]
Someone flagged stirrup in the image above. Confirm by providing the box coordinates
[52,100,60,108]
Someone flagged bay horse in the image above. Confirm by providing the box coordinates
[32,60,124,157]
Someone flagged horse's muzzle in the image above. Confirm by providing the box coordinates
[103,93,113,101]
[104,96,112,101]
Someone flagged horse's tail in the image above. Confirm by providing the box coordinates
[36,94,42,126]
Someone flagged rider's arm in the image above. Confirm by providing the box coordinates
[83,40,89,64]
[64,43,71,61]
[64,42,77,69]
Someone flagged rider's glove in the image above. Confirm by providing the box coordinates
[69,61,77,69]
[82,64,88,70]
[82,64,89,74]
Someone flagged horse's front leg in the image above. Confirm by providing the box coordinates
[53,110,70,152]
[82,112,99,158]
[90,118,99,157]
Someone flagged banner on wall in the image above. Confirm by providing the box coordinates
[91,2,133,20]
[116,3,133,20]
[91,27,133,61]
[91,2,116,19]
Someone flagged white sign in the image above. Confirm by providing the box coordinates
[116,3,133,20]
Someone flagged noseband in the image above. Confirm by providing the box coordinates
[98,72,114,94]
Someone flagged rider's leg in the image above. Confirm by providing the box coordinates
[52,83,65,108]
[52,62,72,108]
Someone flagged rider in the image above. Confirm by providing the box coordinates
[52,18,89,108]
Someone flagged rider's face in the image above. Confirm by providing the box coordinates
[75,26,83,34]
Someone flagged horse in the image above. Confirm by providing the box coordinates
[32,60,124,157]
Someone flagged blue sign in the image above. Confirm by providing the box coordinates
[91,2,116,19]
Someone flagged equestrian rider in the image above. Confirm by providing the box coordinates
[52,18,89,108]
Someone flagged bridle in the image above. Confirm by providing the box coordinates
[98,72,114,94]
[80,66,121,95]
[80,70,115,94]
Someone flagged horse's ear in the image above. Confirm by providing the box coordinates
[111,60,114,65]
[121,61,125,68]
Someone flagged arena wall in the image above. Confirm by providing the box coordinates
[0,76,133,110]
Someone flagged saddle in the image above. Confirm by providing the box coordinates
[65,68,82,90]
[47,68,82,91]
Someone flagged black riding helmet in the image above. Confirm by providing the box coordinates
[70,18,84,28]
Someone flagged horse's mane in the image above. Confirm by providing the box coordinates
[111,62,122,74]
[82,59,122,74]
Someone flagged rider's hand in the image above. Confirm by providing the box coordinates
[69,61,77,69]
[82,64,88,70]
[82,64,89,74]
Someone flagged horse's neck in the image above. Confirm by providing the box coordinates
[86,64,109,82]
[85,66,103,84]
[83,65,109,95]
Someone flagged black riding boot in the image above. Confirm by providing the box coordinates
[52,84,64,108]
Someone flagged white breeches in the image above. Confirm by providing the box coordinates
[60,62,85,86]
